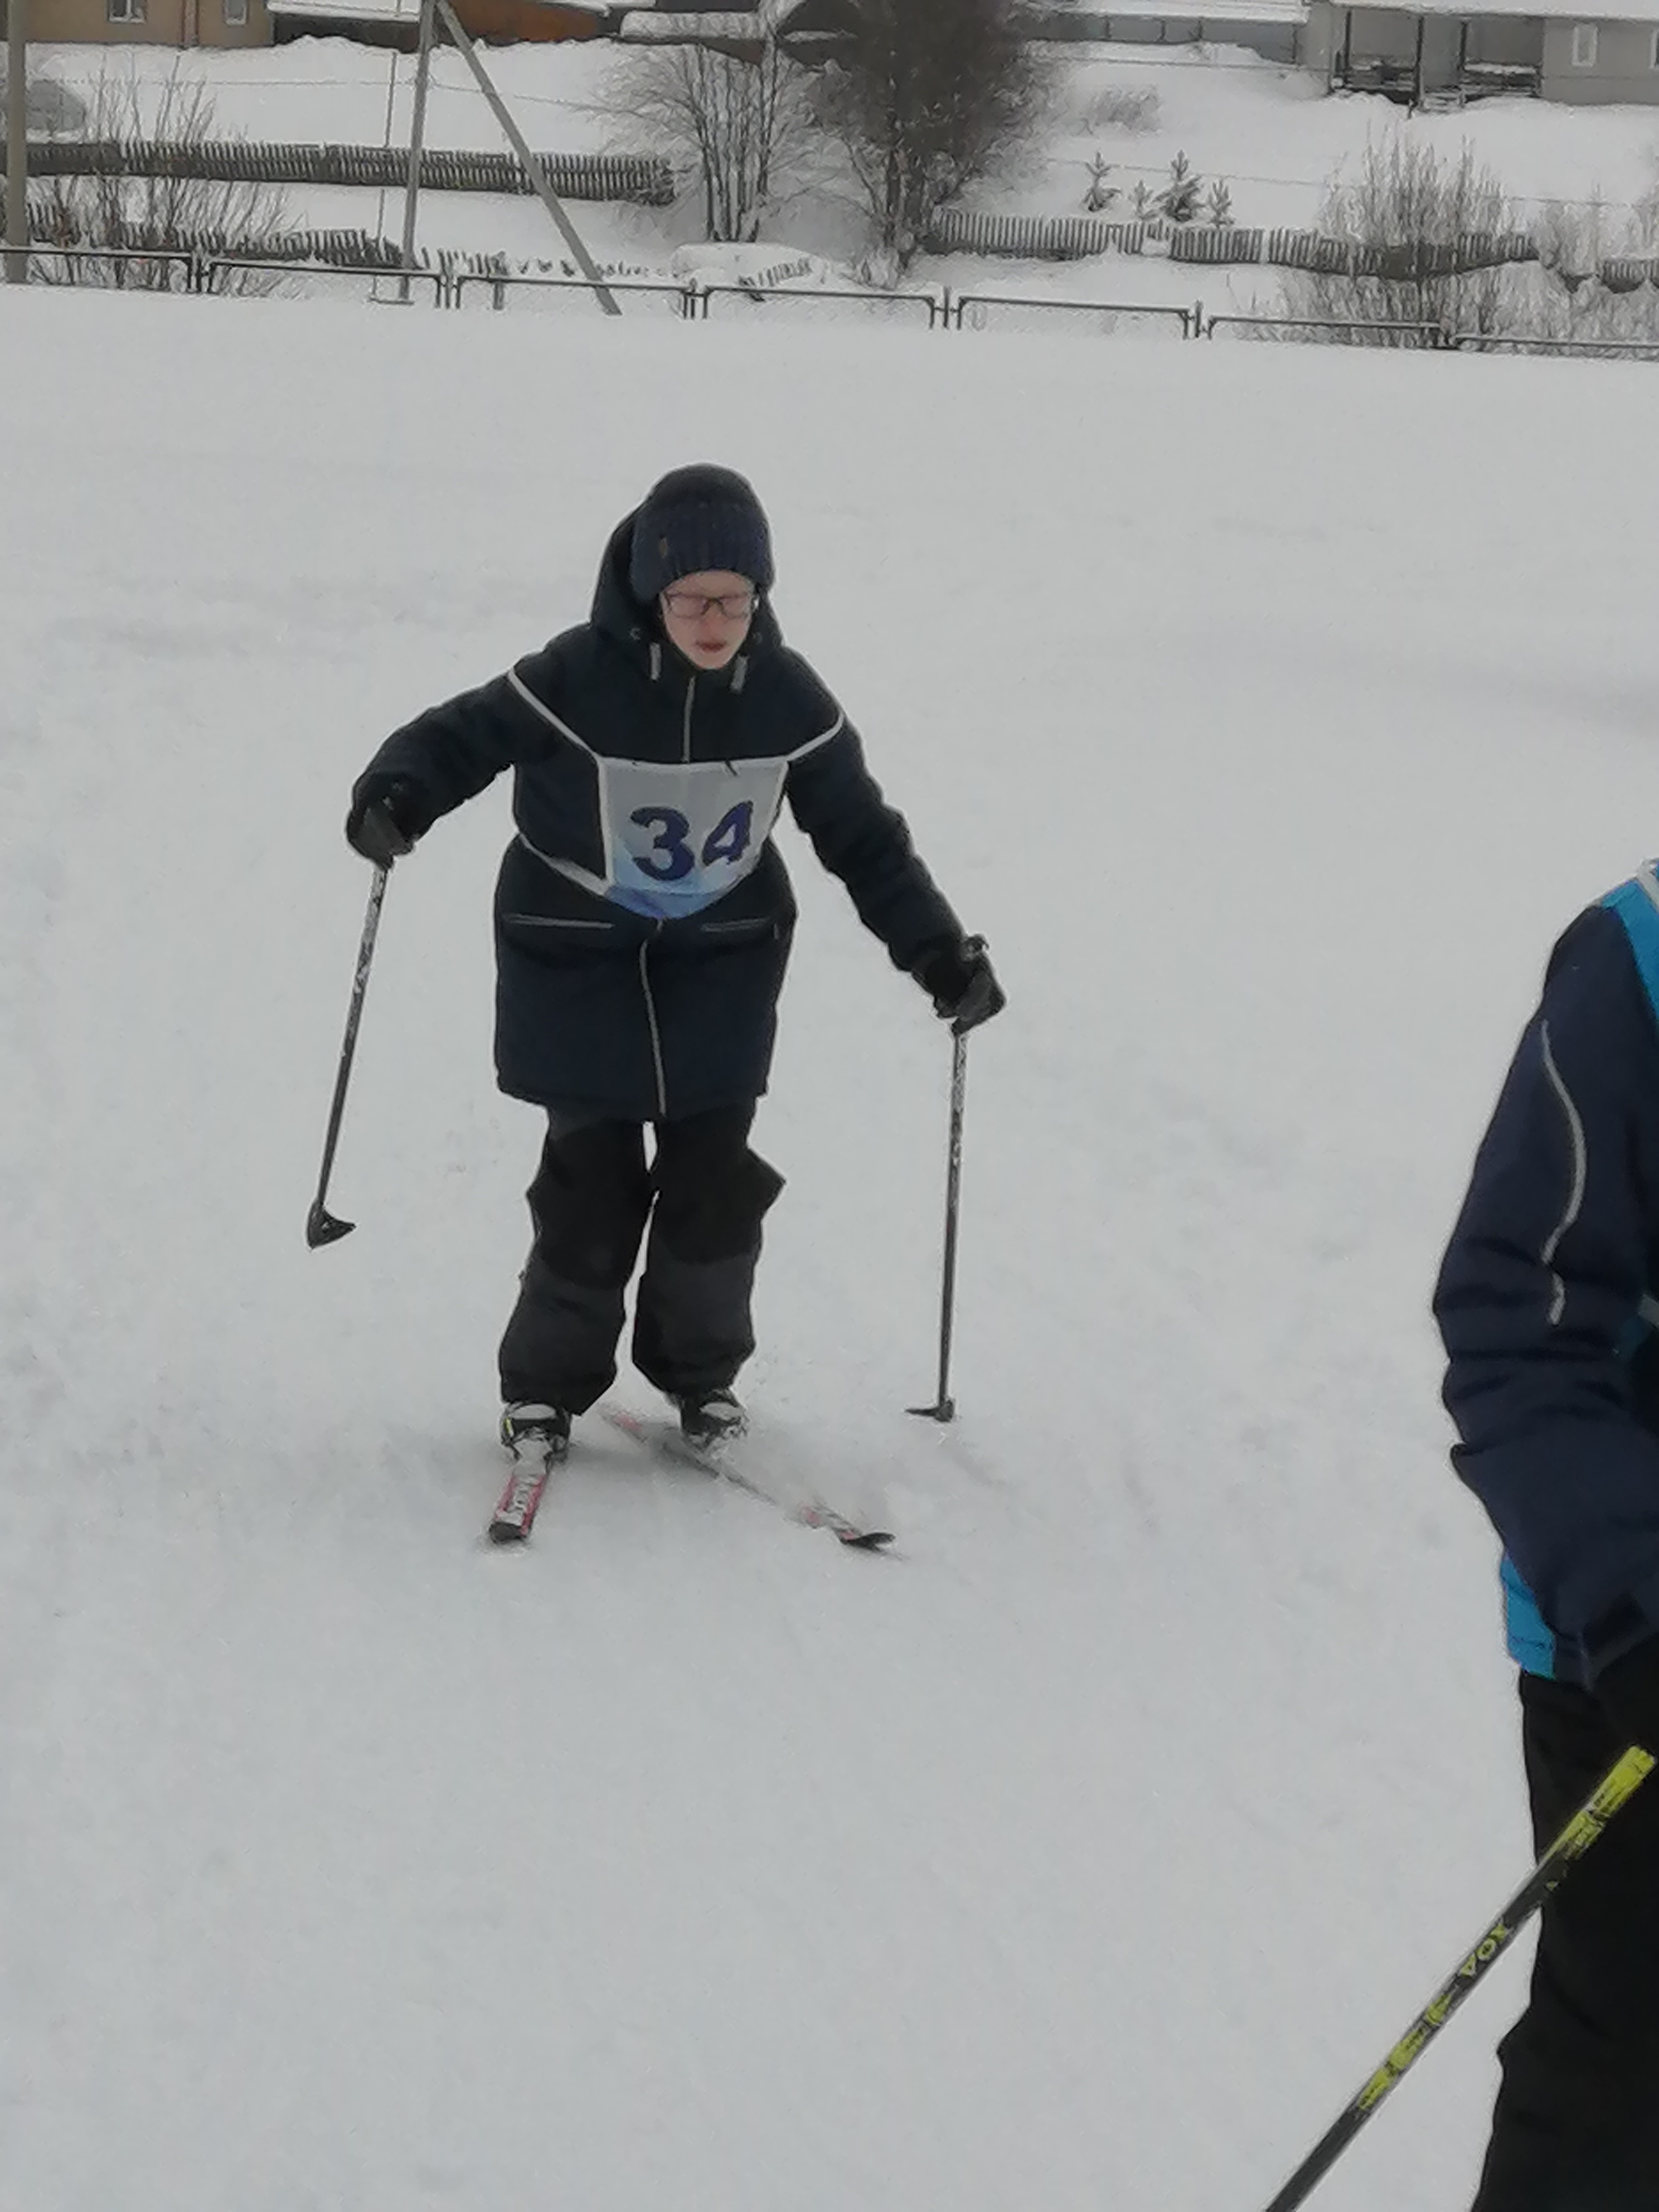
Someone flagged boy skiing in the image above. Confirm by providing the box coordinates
[345,464,1002,1481]
[1436,862,1659,2210]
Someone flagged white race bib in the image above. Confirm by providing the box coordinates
[598,757,789,920]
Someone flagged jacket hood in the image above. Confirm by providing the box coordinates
[590,511,783,684]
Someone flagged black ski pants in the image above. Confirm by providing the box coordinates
[497,1104,783,1415]
[1470,1672,1659,2212]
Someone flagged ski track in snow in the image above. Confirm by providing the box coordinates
[6,284,1657,2209]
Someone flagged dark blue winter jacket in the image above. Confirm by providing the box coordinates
[1435,867,1659,1685]
[353,513,962,1119]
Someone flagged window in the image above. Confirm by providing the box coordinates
[223,0,249,22]
[106,0,147,19]
[1571,21,1598,65]
[1651,24,1659,63]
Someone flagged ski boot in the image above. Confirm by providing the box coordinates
[499,1401,572,1462]
[676,1388,746,1452]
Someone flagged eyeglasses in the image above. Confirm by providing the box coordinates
[662,589,757,622]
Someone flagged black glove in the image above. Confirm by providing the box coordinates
[1596,1634,1659,1756]
[345,775,428,867]
[913,935,1005,1036]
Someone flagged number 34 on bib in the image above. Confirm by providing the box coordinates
[603,758,788,921]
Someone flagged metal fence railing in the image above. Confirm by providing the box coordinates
[950,290,1198,338]
[697,282,944,328]
[451,271,697,316]
[1449,331,1659,358]
[20,243,206,290]
[1201,312,1451,347]
[200,258,447,303]
[15,253,1659,362]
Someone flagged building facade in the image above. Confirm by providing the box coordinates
[1304,0,1659,100]
[1021,0,1307,62]
[21,0,272,45]
[12,0,601,46]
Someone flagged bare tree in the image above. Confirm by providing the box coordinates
[1282,131,1522,342]
[816,0,1049,270]
[28,64,288,292]
[605,38,810,244]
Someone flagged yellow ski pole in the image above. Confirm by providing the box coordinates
[1258,1742,1655,2212]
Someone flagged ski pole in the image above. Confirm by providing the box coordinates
[1257,1741,1655,2212]
[305,863,390,1249]
[908,1027,969,1422]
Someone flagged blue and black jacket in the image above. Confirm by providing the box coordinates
[1435,866,1659,1685]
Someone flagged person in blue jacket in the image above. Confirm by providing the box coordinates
[1436,862,1659,2211]
[345,464,1002,1464]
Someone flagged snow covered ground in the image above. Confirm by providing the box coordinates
[25,31,1659,312]
[7,280,1659,2211]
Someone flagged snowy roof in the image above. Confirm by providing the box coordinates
[1391,0,1659,14]
[620,12,765,31]
[266,0,606,14]
[1042,0,1308,20]
[264,0,415,16]
[1310,0,1659,14]
[618,0,807,17]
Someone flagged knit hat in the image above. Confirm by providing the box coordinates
[628,464,775,605]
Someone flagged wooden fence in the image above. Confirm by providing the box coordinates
[1264,227,1540,276]
[924,207,1135,260]
[1168,227,1264,264]
[7,137,675,205]
[926,205,1558,279]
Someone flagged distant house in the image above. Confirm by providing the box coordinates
[268,0,607,44]
[15,0,606,49]
[19,0,274,47]
[617,0,764,52]
[614,0,842,58]
[1303,0,1659,101]
[1018,0,1308,63]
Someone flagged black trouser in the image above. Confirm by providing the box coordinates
[1470,1672,1659,2211]
[497,1104,783,1414]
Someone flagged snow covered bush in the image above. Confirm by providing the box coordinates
[1282,130,1522,342]
[1083,153,1117,214]
[1078,85,1161,135]
[603,41,811,245]
[1520,195,1659,352]
[1283,134,1659,350]
[1156,152,1202,225]
[0,64,89,140]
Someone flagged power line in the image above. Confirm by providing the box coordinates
[42,71,593,105]
[31,56,1658,217]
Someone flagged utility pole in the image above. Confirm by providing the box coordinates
[397,0,437,302]
[433,0,619,315]
[4,0,28,286]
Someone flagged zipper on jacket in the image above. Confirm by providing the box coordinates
[682,675,696,763]
[639,936,668,1118]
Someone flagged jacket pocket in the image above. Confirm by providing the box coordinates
[503,914,618,933]
[696,916,777,939]
[499,911,629,972]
